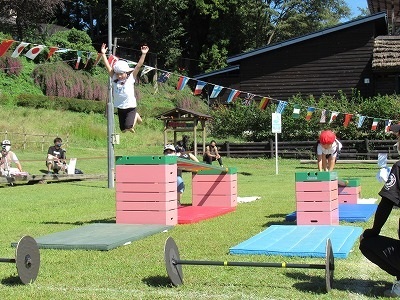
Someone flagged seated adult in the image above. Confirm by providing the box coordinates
[0,139,23,176]
[46,137,67,174]
[203,140,223,167]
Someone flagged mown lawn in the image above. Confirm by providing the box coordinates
[0,155,397,299]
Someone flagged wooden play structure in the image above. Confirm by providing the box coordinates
[156,108,212,156]
[115,156,237,225]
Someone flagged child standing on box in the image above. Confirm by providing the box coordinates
[316,130,342,171]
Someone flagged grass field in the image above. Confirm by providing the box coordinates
[0,151,397,299]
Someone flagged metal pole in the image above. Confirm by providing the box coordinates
[275,133,278,175]
[173,259,326,270]
[107,0,115,188]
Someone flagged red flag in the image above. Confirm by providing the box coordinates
[0,40,15,57]
[25,45,45,60]
[343,114,353,127]
[75,51,82,69]
[47,47,58,60]
[11,42,29,58]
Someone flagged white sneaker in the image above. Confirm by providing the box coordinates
[384,280,400,297]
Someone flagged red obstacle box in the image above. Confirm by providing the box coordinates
[338,178,361,204]
[115,156,178,226]
[192,168,237,207]
[295,171,339,225]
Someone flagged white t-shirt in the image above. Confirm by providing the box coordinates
[112,73,136,109]
[0,151,19,173]
[316,139,342,156]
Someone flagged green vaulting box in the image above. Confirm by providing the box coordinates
[295,171,338,182]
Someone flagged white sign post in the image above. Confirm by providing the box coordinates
[271,113,282,175]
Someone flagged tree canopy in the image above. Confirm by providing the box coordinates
[1,0,357,75]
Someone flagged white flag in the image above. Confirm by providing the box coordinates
[25,45,45,60]
[11,42,29,58]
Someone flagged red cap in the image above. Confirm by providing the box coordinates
[319,130,336,145]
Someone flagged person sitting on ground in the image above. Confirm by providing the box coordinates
[0,139,23,176]
[163,144,184,205]
[203,140,223,167]
[359,160,400,297]
[316,130,342,171]
[46,137,67,174]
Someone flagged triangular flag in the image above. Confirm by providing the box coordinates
[371,118,379,131]
[276,101,288,114]
[210,85,223,98]
[47,46,59,60]
[0,40,15,57]
[140,65,154,77]
[24,45,45,60]
[343,114,353,127]
[157,71,171,83]
[176,76,189,90]
[305,107,315,121]
[11,42,29,58]
[292,104,301,118]
[227,89,241,103]
[357,115,366,128]
[259,97,270,110]
[320,109,327,123]
[194,80,206,95]
[75,51,82,69]
[107,55,118,68]
[329,111,339,123]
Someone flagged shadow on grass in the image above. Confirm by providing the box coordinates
[41,217,115,225]
[1,275,24,286]
[142,275,174,287]
[261,213,294,228]
[287,271,390,296]
[238,172,252,176]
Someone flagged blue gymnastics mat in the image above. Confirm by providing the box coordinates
[229,225,362,258]
[285,204,377,222]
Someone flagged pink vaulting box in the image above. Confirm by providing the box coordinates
[338,186,361,204]
[192,173,237,207]
[115,163,178,225]
[116,210,177,225]
[296,209,339,225]
[295,180,338,192]
[296,198,339,212]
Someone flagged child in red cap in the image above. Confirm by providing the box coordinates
[316,130,342,171]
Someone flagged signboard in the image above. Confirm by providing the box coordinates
[272,113,282,133]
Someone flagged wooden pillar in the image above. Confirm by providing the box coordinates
[194,118,198,156]
[163,120,167,146]
[202,120,206,154]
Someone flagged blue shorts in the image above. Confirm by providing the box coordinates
[177,176,185,193]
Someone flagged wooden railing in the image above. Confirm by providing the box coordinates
[196,139,399,160]
[1,131,69,151]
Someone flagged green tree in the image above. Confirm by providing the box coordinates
[0,0,64,40]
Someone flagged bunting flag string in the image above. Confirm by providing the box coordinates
[0,37,398,130]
